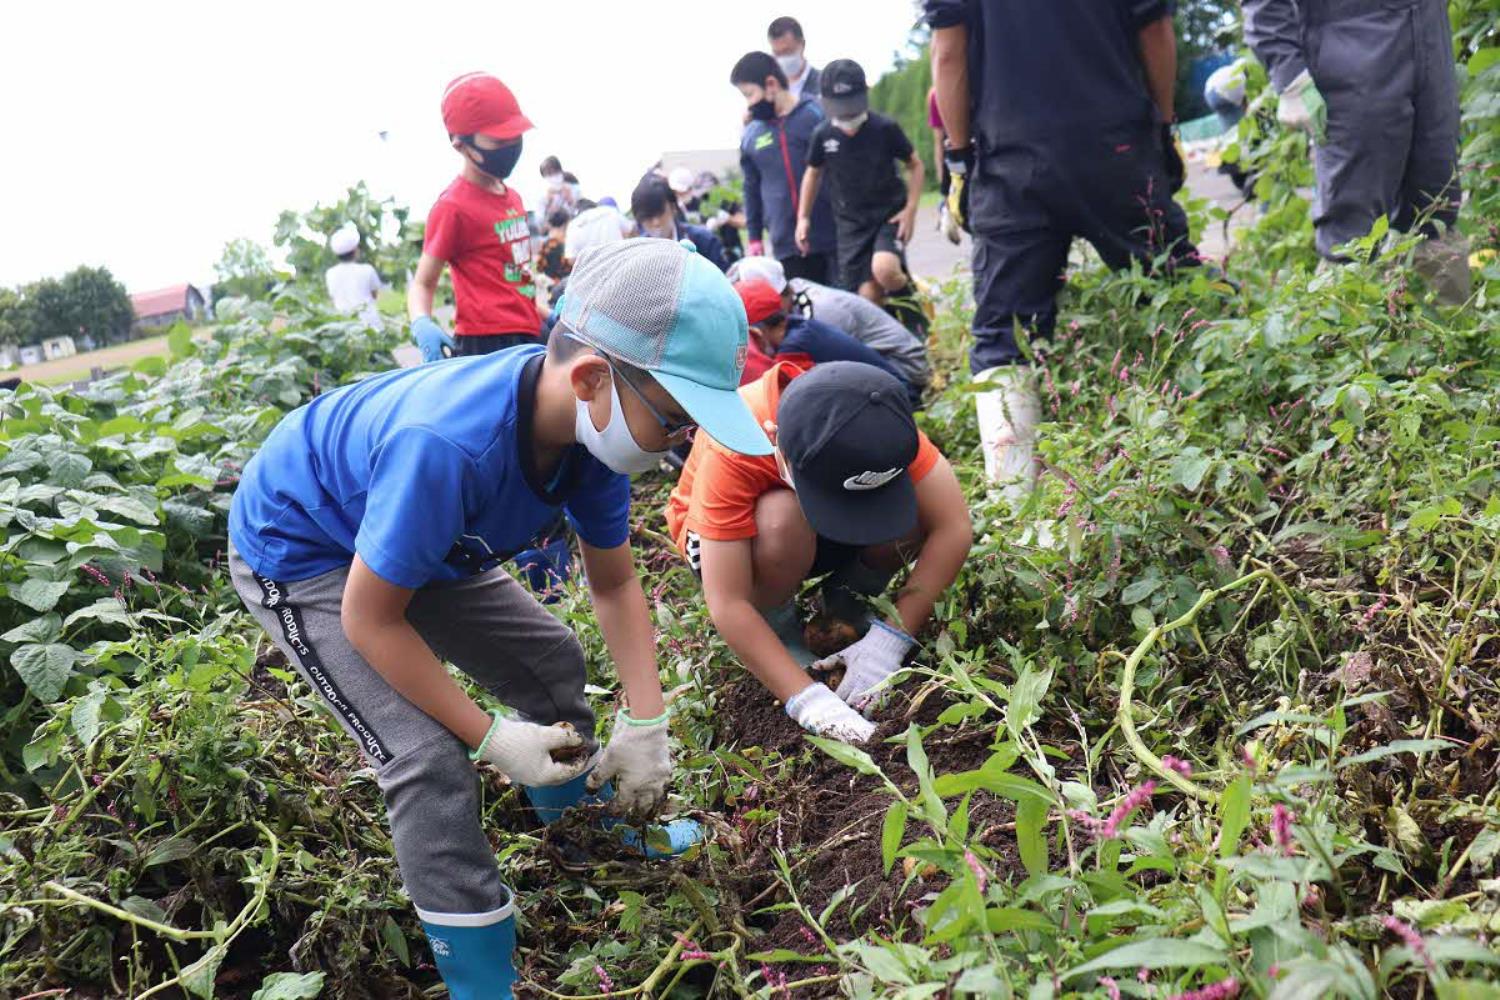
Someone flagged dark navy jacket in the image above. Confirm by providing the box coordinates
[774,315,915,403]
[924,0,1174,152]
[739,99,838,260]
[677,223,730,273]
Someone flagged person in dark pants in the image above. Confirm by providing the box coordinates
[1243,0,1469,303]
[407,72,547,363]
[797,59,924,311]
[731,51,838,286]
[926,0,1198,504]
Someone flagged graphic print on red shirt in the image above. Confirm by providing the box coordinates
[422,176,539,337]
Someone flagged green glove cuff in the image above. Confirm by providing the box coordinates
[468,709,503,762]
[622,706,670,728]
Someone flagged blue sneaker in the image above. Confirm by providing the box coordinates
[417,886,517,999]
[524,772,703,859]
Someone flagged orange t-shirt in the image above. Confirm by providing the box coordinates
[665,362,942,552]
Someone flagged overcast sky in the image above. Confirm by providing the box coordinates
[0,0,923,294]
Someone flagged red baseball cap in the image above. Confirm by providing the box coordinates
[441,72,533,140]
[734,280,785,325]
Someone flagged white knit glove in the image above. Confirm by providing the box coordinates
[1277,69,1327,143]
[469,711,591,786]
[586,708,673,821]
[785,683,875,743]
[814,621,915,713]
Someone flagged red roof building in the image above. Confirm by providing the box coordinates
[130,284,208,328]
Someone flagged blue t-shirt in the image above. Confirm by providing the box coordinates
[229,347,630,588]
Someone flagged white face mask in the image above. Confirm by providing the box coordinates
[545,173,564,191]
[832,112,868,133]
[574,372,666,475]
[777,52,806,79]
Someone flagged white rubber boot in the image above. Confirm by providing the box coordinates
[975,366,1041,507]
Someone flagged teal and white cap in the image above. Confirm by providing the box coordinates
[557,238,771,456]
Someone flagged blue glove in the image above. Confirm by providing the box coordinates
[411,315,454,363]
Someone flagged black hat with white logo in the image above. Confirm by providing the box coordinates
[777,361,919,546]
[820,59,870,118]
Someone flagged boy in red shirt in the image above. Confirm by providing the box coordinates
[665,361,972,742]
[408,72,545,361]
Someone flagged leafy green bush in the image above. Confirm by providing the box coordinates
[3,14,1500,996]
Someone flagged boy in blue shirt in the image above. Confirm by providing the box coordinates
[228,239,769,998]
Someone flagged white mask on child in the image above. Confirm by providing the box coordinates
[575,373,666,475]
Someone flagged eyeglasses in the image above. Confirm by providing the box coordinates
[604,358,697,441]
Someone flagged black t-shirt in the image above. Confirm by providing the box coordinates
[807,112,914,227]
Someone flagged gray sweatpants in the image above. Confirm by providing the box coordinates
[228,545,594,917]
[1306,0,1461,258]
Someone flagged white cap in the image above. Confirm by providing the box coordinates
[668,166,695,194]
[330,225,360,256]
[1204,61,1247,107]
[564,205,626,261]
[727,255,787,293]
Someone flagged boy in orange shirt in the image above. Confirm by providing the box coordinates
[665,361,972,742]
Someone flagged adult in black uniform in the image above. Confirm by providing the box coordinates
[926,0,1196,501]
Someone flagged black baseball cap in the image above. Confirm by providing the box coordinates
[777,362,919,547]
[820,59,869,118]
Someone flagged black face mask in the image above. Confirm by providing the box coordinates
[749,98,777,121]
[465,136,523,179]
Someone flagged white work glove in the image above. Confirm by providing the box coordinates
[814,620,915,713]
[469,710,591,786]
[1277,69,1327,143]
[586,709,673,821]
[785,682,876,743]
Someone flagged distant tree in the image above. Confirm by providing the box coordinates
[60,266,136,345]
[214,238,281,302]
[0,288,25,348]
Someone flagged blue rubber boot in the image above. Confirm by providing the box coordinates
[524,773,703,858]
[512,534,572,604]
[417,887,517,999]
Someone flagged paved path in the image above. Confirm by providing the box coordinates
[903,157,1250,286]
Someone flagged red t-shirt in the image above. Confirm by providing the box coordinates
[423,176,539,337]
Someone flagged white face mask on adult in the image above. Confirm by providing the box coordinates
[575,373,667,475]
[777,52,806,79]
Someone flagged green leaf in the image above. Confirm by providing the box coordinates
[881,800,907,875]
[12,578,72,613]
[984,907,1055,934]
[380,915,411,967]
[11,642,79,701]
[1,613,62,645]
[806,736,884,778]
[63,597,133,630]
[1016,793,1049,877]
[1437,981,1500,1000]
[1121,577,1162,605]
[144,835,199,867]
[167,320,199,360]
[1469,47,1500,77]
[71,683,108,746]
[120,895,170,925]
[1171,450,1213,492]
[1006,661,1052,742]
[1065,939,1229,980]
[46,452,92,488]
[251,971,326,1000]
[1338,739,1452,768]
[1218,775,1252,860]
[180,943,226,999]
[94,495,160,526]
